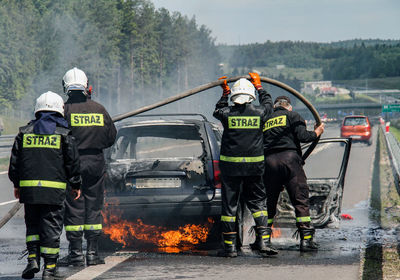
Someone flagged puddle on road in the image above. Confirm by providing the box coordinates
[109,199,398,264]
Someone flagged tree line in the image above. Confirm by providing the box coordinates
[0,0,221,116]
[228,40,400,81]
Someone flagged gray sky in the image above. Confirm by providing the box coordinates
[151,0,400,45]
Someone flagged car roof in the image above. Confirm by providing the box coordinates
[343,115,368,119]
[118,119,202,128]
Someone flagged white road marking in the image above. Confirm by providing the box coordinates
[0,171,8,175]
[66,255,131,280]
[0,199,18,206]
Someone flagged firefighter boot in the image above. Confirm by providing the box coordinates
[68,239,85,266]
[299,228,319,252]
[255,227,278,256]
[22,242,40,279]
[222,233,238,258]
[42,258,65,280]
[86,238,105,266]
[58,239,84,267]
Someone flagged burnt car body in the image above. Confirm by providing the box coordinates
[105,114,352,229]
[272,138,352,229]
[105,114,222,224]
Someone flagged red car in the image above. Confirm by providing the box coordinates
[340,115,372,145]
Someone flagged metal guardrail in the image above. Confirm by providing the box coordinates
[382,126,400,195]
[0,135,14,149]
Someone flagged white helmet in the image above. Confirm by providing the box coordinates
[62,67,88,94]
[34,91,65,116]
[230,78,256,104]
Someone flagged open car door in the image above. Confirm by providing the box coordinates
[274,138,352,228]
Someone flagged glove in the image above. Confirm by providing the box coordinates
[218,76,230,96]
[88,85,93,96]
[249,72,262,90]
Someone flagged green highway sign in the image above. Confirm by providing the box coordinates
[382,104,400,112]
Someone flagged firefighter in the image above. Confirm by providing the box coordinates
[263,95,325,252]
[8,91,81,279]
[213,73,277,257]
[61,67,117,266]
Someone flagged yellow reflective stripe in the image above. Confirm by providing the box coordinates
[268,218,274,224]
[40,247,59,254]
[228,116,260,129]
[23,134,61,149]
[224,240,233,244]
[262,235,270,239]
[84,224,102,231]
[221,216,236,222]
[252,211,268,218]
[263,115,287,131]
[20,180,66,190]
[26,234,39,242]
[46,264,56,268]
[65,225,84,232]
[28,254,36,258]
[303,235,312,240]
[296,216,311,222]
[220,155,264,163]
[71,113,104,127]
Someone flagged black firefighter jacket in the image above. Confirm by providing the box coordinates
[213,89,273,176]
[8,123,81,205]
[64,95,116,152]
[263,107,318,158]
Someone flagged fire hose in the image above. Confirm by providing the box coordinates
[112,75,321,159]
[0,75,320,229]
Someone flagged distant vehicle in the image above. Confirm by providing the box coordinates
[105,114,222,224]
[320,113,328,123]
[340,115,372,145]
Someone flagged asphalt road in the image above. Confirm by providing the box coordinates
[0,124,378,279]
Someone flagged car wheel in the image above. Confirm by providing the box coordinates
[367,139,372,146]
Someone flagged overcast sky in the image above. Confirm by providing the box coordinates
[151,0,400,45]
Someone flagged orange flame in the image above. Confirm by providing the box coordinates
[103,207,214,249]
[271,225,281,238]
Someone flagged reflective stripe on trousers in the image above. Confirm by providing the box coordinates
[26,234,40,243]
[65,224,102,231]
[40,246,60,255]
[296,216,311,223]
[221,215,236,223]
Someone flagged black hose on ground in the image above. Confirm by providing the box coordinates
[0,200,22,229]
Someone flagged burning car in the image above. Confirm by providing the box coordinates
[104,114,222,225]
[103,114,352,249]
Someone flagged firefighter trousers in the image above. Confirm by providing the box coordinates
[64,153,105,242]
[25,203,64,259]
[264,150,311,229]
[220,174,268,233]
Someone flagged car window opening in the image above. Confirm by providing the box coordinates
[111,125,203,160]
[343,117,368,126]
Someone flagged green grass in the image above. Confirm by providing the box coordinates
[305,93,380,104]
[389,126,400,142]
[225,66,322,81]
[334,76,400,90]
